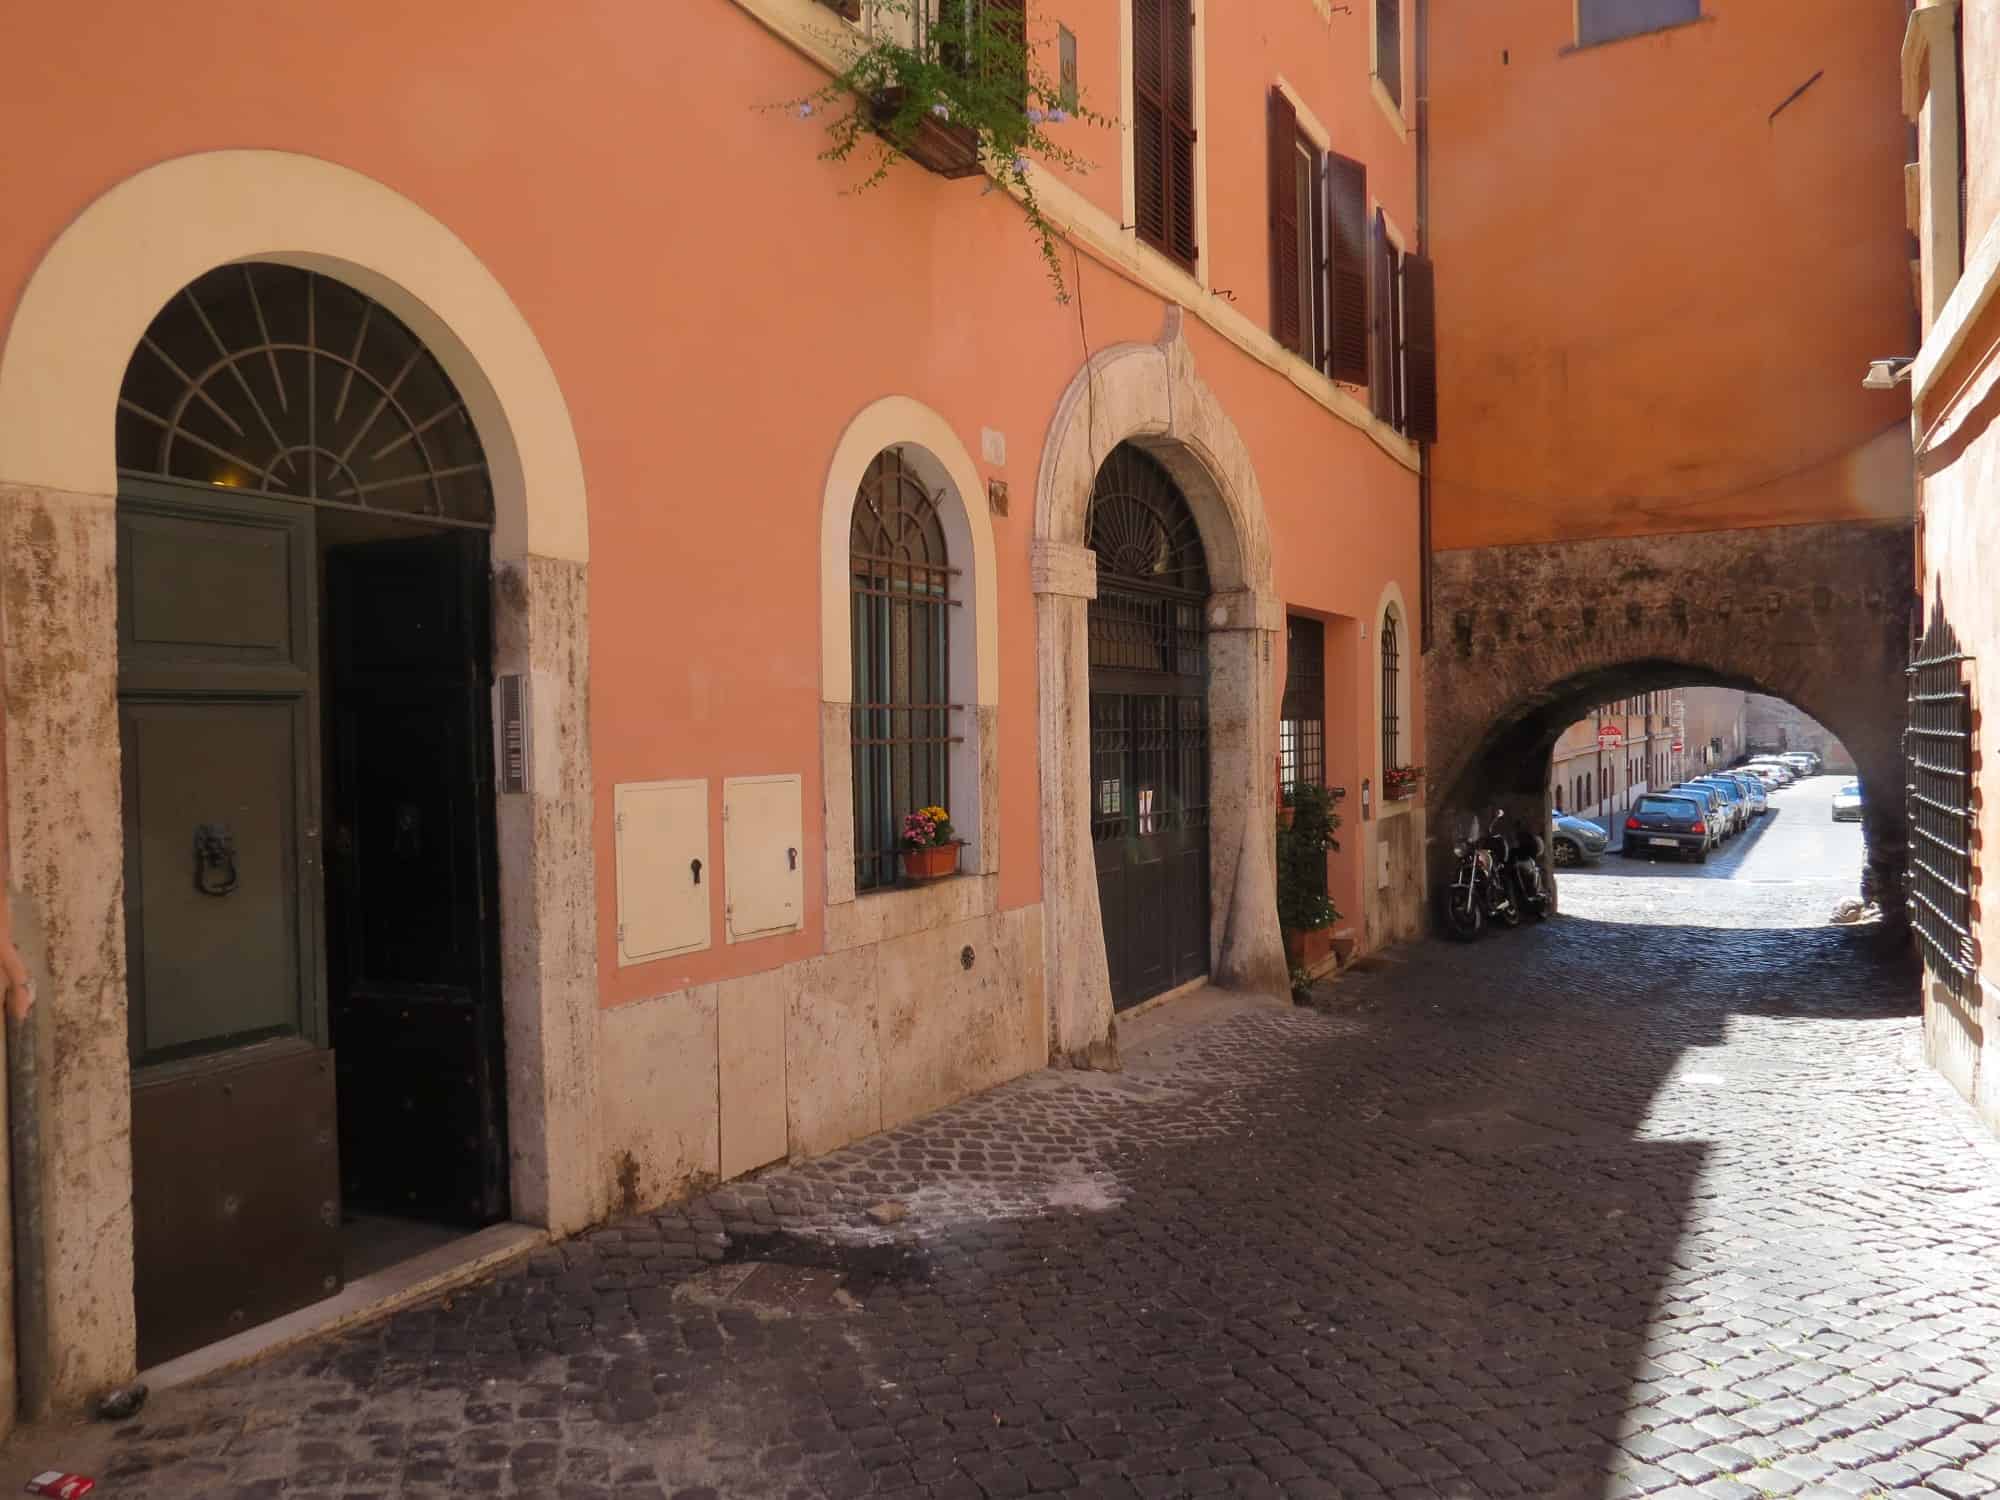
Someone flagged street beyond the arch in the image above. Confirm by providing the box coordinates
[11,773,2000,1497]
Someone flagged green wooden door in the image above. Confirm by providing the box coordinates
[117,483,341,1367]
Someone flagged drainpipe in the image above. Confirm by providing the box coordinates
[0,858,43,1423]
[1415,0,1432,651]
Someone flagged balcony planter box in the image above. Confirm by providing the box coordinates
[902,841,963,881]
[870,88,984,179]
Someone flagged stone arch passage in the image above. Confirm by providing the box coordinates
[0,149,594,1409]
[1425,521,1914,919]
[1033,313,1288,1065]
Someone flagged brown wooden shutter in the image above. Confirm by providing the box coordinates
[984,0,1027,96]
[1326,153,1369,385]
[1132,0,1170,253]
[1369,209,1393,421]
[1376,0,1401,106]
[1268,89,1301,354]
[1403,253,1438,443]
[817,0,862,19]
[1166,0,1198,264]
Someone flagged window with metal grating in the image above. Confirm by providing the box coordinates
[1381,609,1401,772]
[850,448,963,892]
[1280,616,1326,792]
[1908,599,1974,997]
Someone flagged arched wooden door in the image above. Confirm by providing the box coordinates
[1085,444,1211,1010]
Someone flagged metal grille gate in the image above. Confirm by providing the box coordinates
[1908,599,1974,998]
[1086,445,1211,1010]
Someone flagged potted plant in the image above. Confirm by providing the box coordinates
[1383,765,1425,802]
[776,0,1110,301]
[901,804,961,880]
[1275,783,1342,975]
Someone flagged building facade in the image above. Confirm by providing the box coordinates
[0,0,1431,1413]
[1743,695,1857,773]
[1421,0,1917,908]
[1905,0,2000,1134]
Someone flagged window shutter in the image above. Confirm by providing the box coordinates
[1403,253,1438,443]
[1166,0,1199,264]
[984,0,1027,96]
[1369,209,1393,421]
[1132,0,1170,253]
[1376,0,1402,106]
[818,0,862,19]
[1326,153,1369,385]
[1268,89,1301,354]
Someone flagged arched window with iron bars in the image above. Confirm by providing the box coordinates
[850,449,961,892]
[1380,608,1401,773]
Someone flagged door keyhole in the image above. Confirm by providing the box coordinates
[690,858,703,885]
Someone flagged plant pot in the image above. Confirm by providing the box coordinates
[1283,924,1336,972]
[870,88,984,179]
[902,841,962,881]
[1276,806,1296,829]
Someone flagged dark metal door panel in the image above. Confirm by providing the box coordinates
[130,1042,340,1369]
[327,532,507,1226]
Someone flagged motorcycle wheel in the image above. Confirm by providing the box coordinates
[1494,898,1522,929]
[1441,882,1483,942]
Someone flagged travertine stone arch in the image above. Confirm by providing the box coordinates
[1033,312,1288,1064]
[0,150,597,1410]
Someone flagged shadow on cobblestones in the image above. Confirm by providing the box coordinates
[13,913,1993,1500]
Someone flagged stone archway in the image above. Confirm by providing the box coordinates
[1033,312,1288,1064]
[0,150,595,1409]
[1426,520,1914,917]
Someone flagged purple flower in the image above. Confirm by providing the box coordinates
[1047,107,1070,124]
[931,101,951,119]
[797,101,815,118]
[1025,106,1046,124]
[1012,154,1030,176]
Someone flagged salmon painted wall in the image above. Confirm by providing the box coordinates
[1968,0,2000,254]
[0,0,1420,1005]
[1428,0,1915,550]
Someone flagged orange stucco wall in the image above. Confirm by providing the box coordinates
[0,0,1421,1006]
[1967,0,2000,255]
[1428,0,1915,550]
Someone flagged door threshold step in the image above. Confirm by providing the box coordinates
[139,1221,547,1392]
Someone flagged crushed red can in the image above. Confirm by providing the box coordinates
[24,1473,94,1499]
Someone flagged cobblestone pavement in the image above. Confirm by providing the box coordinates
[15,782,2000,1499]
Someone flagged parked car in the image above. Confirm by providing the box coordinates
[1743,760,1795,787]
[1831,779,1863,822]
[1692,776,1751,832]
[1623,793,1714,862]
[1671,782,1733,836]
[1714,771,1768,815]
[1551,812,1609,867]
[1779,752,1820,776]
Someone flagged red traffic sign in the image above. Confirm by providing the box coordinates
[1597,723,1625,749]
[1671,739,1685,753]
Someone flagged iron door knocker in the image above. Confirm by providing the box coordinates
[193,823,239,897]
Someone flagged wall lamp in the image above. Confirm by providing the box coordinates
[1861,357,1915,391]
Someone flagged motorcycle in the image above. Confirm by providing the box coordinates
[1440,809,1550,941]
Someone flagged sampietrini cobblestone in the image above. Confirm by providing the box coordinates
[7,804,1999,1499]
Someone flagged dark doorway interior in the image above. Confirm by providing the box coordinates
[322,515,509,1236]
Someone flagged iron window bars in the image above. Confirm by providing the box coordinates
[1908,599,1975,998]
[851,449,962,892]
[117,263,492,525]
[1381,610,1401,774]
[1281,616,1327,792]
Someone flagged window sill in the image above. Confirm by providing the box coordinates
[1561,14,1713,55]
[1368,74,1409,141]
[824,869,999,952]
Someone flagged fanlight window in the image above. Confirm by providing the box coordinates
[850,449,961,892]
[117,263,492,525]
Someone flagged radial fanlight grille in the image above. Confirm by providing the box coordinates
[116,263,493,524]
[1085,443,1209,596]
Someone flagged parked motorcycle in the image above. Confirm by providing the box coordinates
[1440,809,1549,941]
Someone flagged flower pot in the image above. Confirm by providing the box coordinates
[1283,924,1336,972]
[1276,806,1296,829]
[870,88,984,179]
[902,841,962,881]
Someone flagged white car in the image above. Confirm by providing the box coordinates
[1743,761,1794,787]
